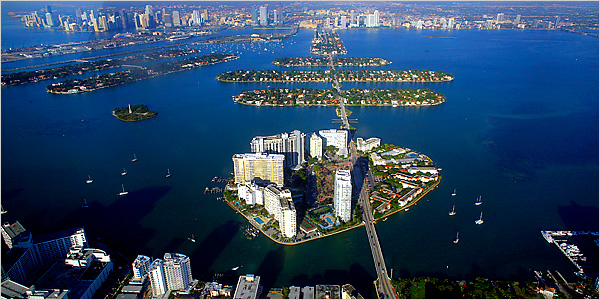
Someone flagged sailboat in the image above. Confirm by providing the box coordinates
[82,199,89,208]
[86,175,93,184]
[188,234,196,243]
[1,206,7,214]
[131,154,138,162]
[121,168,127,176]
[475,212,484,225]
[165,169,171,178]
[453,232,459,244]
[448,205,456,216]
[118,184,128,196]
[231,265,242,271]
[452,189,456,196]
[475,196,482,206]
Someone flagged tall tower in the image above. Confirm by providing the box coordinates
[148,259,167,297]
[310,132,323,160]
[334,169,352,222]
[163,253,193,291]
[259,6,268,26]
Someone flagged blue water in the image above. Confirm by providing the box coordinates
[2,7,598,297]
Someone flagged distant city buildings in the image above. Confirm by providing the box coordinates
[334,169,352,223]
[310,132,323,160]
[259,5,268,26]
[232,153,284,187]
[319,129,348,156]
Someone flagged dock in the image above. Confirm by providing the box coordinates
[204,187,224,194]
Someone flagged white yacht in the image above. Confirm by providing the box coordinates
[452,189,456,196]
[131,154,138,162]
[121,168,127,176]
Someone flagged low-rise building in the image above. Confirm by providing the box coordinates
[356,137,381,152]
[238,181,264,205]
[233,274,261,299]
[315,285,341,299]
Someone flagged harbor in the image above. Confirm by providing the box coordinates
[541,230,599,278]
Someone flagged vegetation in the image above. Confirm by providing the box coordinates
[233,87,445,106]
[273,57,391,67]
[311,31,348,55]
[113,104,158,122]
[392,277,540,299]
[47,53,238,94]
[217,69,453,83]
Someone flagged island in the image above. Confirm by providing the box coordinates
[2,48,198,87]
[311,30,348,55]
[46,53,238,94]
[221,140,440,245]
[273,57,391,67]
[233,87,446,107]
[216,69,453,82]
[112,104,157,122]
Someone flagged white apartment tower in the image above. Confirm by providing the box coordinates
[334,169,352,222]
[132,255,152,280]
[259,6,268,26]
[148,253,194,297]
[264,185,296,238]
[232,153,284,187]
[309,132,323,160]
[250,130,305,170]
[319,129,348,156]
[148,259,167,297]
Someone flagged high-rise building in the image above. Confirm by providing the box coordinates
[259,6,268,26]
[45,12,54,27]
[277,5,284,25]
[448,18,455,29]
[193,10,202,26]
[163,253,193,292]
[334,170,352,222]
[233,153,284,187]
[273,9,278,25]
[496,13,505,23]
[264,186,296,238]
[319,129,348,156]
[309,132,323,160]
[250,130,305,170]
[374,10,380,27]
[148,259,167,297]
[238,181,264,205]
[514,14,521,25]
[340,15,347,28]
[251,8,259,26]
[554,16,560,28]
[2,221,32,249]
[172,10,181,27]
[132,255,152,280]
[145,5,153,16]
[350,10,355,26]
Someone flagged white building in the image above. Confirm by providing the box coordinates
[309,132,323,160]
[319,129,348,156]
[264,185,296,238]
[259,6,268,26]
[356,137,381,152]
[232,153,284,187]
[148,259,167,297]
[250,130,305,169]
[334,170,352,222]
[233,274,261,299]
[132,255,152,280]
[148,253,194,298]
[238,181,264,205]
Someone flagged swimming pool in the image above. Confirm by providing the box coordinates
[254,217,264,224]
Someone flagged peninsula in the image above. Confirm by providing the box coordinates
[233,87,446,107]
[112,104,157,122]
[273,57,391,67]
[46,53,238,94]
[217,69,454,82]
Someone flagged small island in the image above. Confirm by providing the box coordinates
[311,30,348,55]
[233,87,446,107]
[112,104,157,122]
[217,69,453,83]
[273,57,391,67]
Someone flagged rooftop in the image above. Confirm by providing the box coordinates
[233,274,261,299]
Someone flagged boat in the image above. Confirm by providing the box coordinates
[166,169,171,178]
[118,184,128,196]
[448,205,456,216]
[382,217,388,222]
[475,212,484,225]
[453,232,459,244]
[475,196,482,206]
[86,175,93,184]
[1,206,7,214]
[404,208,410,211]
[188,234,196,243]
[82,199,89,208]
[121,167,127,176]
[131,154,138,162]
[452,189,456,196]
[231,266,241,271]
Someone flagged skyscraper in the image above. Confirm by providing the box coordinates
[132,255,152,280]
[264,185,296,238]
[193,10,202,26]
[374,10,380,27]
[273,9,278,25]
[148,253,194,298]
[334,170,352,222]
[233,153,284,187]
[319,129,348,156]
[251,8,259,26]
[250,130,305,170]
[172,11,181,27]
[277,5,284,25]
[309,132,323,160]
[259,6,268,26]
[448,18,455,30]
[148,259,167,297]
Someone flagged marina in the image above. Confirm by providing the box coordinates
[204,187,224,194]
[541,231,599,278]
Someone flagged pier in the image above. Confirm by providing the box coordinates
[204,187,224,194]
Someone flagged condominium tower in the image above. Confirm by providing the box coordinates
[250,130,305,170]
[148,253,194,298]
[309,132,323,160]
[334,170,352,222]
[233,153,284,187]
[319,129,348,156]
[264,185,297,238]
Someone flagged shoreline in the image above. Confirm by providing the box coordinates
[223,177,440,246]
[217,78,453,83]
[234,100,445,107]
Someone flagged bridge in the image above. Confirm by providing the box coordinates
[325,46,397,298]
